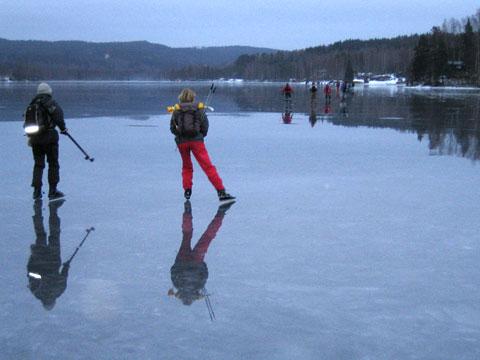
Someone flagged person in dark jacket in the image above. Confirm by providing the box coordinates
[170,88,235,202]
[168,200,234,306]
[28,83,67,201]
[27,199,69,310]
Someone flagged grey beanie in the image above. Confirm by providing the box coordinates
[37,82,52,95]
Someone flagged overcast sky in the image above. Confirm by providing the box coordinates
[0,0,478,50]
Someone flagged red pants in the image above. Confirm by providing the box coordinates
[178,141,224,191]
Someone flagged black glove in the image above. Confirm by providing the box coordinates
[60,128,68,135]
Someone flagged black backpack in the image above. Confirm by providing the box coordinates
[176,106,201,137]
[23,100,51,136]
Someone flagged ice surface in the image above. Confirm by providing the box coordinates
[1,85,480,359]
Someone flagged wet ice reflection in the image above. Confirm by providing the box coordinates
[1,83,480,359]
[27,200,94,310]
[169,201,235,320]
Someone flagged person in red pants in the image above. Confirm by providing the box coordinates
[170,88,235,202]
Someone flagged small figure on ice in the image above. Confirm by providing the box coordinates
[281,82,294,123]
[323,82,332,103]
[170,88,235,202]
[282,82,293,100]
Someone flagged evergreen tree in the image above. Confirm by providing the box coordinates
[411,34,430,82]
[430,27,448,83]
[344,57,354,83]
[463,19,475,75]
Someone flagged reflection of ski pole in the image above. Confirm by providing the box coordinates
[65,227,95,265]
[65,132,95,162]
[203,288,216,321]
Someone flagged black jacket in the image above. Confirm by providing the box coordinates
[170,102,209,144]
[28,94,66,146]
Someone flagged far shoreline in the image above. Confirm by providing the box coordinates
[1,79,480,90]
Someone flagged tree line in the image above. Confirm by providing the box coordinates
[169,36,418,81]
[172,9,480,85]
[411,9,480,85]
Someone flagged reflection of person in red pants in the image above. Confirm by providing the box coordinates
[170,88,235,202]
[168,200,235,305]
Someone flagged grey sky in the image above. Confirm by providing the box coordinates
[0,0,478,50]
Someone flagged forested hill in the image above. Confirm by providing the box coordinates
[0,38,277,80]
[170,35,420,81]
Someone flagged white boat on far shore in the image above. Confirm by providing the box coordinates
[367,74,405,86]
[353,78,365,85]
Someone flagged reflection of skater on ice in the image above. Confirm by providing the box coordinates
[324,102,332,114]
[309,110,318,127]
[27,200,68,310]
[340,96,349,117]
[27,200,94,310]
[169,201,235,313]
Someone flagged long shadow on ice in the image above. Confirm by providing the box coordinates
[169,200,235,319]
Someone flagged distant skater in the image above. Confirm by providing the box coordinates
[281,82,294,120]
[170,88,235,202]
[282,82,293,100]
[309,82,318,115]
[323,82,332,103]
[25,83,68,201]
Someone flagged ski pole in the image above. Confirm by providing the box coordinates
[204,83,216,107]
[65,132,95,162]
[64,227,95,265]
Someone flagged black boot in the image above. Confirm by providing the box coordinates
[217,189,236,202]
[184,188,192,200]
[33,187,42,200]
[48,187,65,201]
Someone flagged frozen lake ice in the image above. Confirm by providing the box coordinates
[1,82,480,359]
